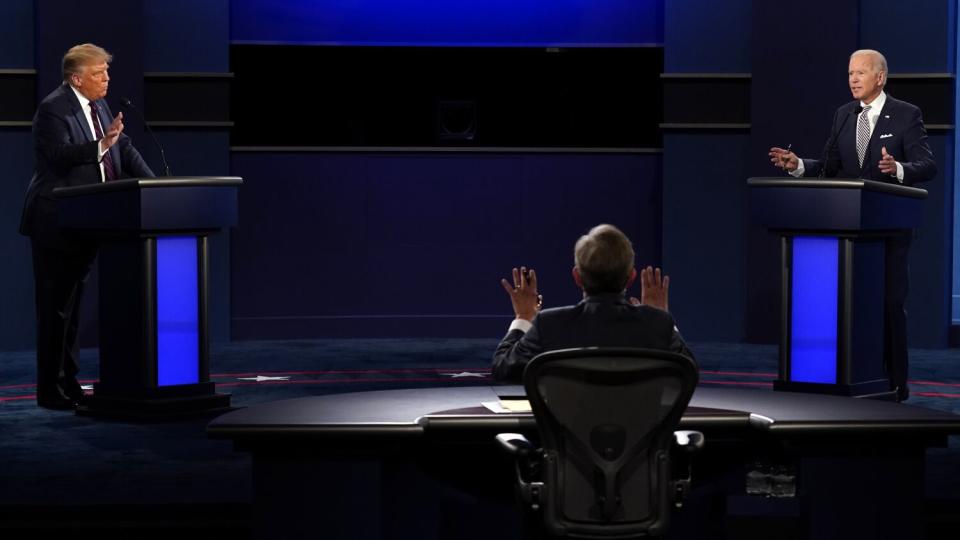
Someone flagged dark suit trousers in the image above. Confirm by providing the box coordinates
[885,233,911,397]
[30,238,96,402]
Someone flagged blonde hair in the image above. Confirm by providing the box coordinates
[574,224,635,294]
[62,43,112,82]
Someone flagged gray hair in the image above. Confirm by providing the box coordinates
[574,224,635,294]
[850,49,888,85]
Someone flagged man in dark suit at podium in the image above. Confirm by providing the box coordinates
[768,49,936,401]
[491,224,694,382]
[18,44,154,409]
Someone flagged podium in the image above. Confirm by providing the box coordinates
[54,177,242,418]
[747,178,926,398]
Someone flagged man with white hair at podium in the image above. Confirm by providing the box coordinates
[767,49,936,401]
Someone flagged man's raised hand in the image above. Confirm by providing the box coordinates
[100,111,124,153]
[629,266,669,312]
[500,266,542,321]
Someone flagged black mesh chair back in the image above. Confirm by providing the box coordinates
[522,347,698,538]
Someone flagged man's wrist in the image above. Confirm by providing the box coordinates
[508,318,533,333]
[790,159,805,177]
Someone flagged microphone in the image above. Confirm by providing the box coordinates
[119,97,172,177]
[817,106,857,179]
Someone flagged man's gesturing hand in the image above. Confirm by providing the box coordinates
[500,266,543,321]
[878,146,898,176]
[100,111,124,153]
[629,266,669,312]
[768,147,799,172]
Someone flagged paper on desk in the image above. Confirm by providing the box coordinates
[482,399,532,413]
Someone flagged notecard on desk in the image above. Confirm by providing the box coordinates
[482,399,532,413]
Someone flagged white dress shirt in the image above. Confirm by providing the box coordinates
[69,85,109,182]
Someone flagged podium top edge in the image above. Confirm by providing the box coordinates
[746,177,928,199]
[54,177,243,197]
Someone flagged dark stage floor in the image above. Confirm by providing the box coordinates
[1,339,959,536]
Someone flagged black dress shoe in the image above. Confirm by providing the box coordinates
[37,396,77,410]
[64,386,86,404]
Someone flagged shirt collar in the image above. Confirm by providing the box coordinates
[861,91,886,112]
[69,84,92,111]
[582,292,630,305]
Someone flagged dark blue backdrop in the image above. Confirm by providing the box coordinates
[0,0,956,350]
[229,151,662,338]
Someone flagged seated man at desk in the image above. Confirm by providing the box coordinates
[492,223,694,382]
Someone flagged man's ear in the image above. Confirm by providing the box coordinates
[572,267,584,289]
[624,267,637,290]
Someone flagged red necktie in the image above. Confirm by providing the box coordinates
[89,102,117,181]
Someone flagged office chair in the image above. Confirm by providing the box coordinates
[496,347,703,538]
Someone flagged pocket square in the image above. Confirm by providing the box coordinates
[879,133,894,139]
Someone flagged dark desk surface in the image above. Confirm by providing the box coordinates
[207,386,960,443]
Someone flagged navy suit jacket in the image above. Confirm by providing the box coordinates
[491,293,696,383]
[19,83,154,245]
[802,94,936,185]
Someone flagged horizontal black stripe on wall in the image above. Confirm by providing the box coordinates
[661,73,751,126]
[144,72,232,124]
[0,69,36,122]
[885,74,954,127]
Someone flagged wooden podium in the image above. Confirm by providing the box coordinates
[54,177,241,418]
[748,178,926,398]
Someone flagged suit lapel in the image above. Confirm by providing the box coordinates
[860,100,893,177]
[65,88,95,143]
[870,103,894,168]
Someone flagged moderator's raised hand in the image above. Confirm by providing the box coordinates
[636,266,669,312]
[499,266,542,321]
[768,147,799,172]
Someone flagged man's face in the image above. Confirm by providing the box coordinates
[848,54,883,103]
[71,61,110,101]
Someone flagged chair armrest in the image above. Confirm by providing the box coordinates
[670,430,704,508]
[673,430,705,453]
[496,433,536,457]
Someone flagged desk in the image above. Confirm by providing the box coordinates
[208,386,960,540]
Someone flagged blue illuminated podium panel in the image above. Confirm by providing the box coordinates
[55,177,241,418]
[748,178,925,397]
[789,236,839,385]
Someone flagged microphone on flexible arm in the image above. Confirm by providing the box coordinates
[119,97,172,177]
[817,106,858,179]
